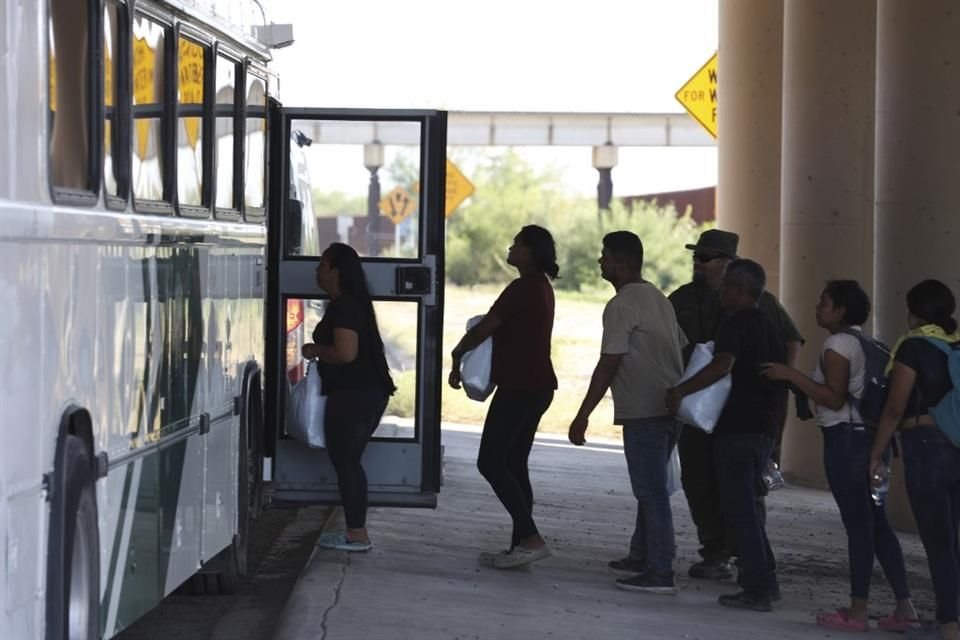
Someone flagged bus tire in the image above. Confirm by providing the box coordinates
[46,434,100,640]
[216,391,253,594]
[242,373,264,521]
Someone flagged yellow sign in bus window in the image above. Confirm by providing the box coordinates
[178,38,204,149]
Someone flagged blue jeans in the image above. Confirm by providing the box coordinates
[622,417,681,576]
[901,426,960,624]
[713,433,777,599]
[822,423,910,601]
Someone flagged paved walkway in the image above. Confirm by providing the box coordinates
[273,425,935,640]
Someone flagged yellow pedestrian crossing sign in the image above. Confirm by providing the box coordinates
[675,52,718,139]
[379,186,416,225]
[444,159,475,217]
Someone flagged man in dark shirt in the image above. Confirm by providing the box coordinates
[668,229,802,580]
[667,259,786,612]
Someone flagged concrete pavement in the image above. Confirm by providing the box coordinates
[273,425,935,640]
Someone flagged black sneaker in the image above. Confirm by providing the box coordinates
[615,571,677,595]
[718,590,773,612]
[688,559,734,580]
[607,556,647,578]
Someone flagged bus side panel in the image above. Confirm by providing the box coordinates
[2,488,45,640]
[160,434,204,596]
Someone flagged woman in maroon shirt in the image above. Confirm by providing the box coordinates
[449,225,559,569]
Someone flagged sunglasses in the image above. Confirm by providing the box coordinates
[693,253,725,263]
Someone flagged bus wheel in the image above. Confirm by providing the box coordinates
[47,434,100,640]
[217,389,254,594]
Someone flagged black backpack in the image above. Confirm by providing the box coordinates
[837,328,891,427]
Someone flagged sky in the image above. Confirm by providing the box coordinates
[267,0,718,197]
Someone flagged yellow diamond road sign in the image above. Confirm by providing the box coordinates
[675,52,717,139]
[444,159,475,217]
[379,186,416,225]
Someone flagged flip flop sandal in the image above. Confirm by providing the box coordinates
[816,608,869,632]
[878,612,920,633]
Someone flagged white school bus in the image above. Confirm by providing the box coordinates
[0,1,446,638]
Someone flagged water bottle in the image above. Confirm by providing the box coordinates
[764,460,786,491]
[871,462,892,506]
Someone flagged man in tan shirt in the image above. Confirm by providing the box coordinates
[569,231,687,595]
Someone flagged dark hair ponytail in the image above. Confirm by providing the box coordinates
[325,243,397,393]
[517,225,560,280]
[907,279,958,334]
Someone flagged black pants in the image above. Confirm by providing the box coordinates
[714,434,778,599]
[901,426,960,623]
[678,424,731,562]
[477,388,554,546]
[325,387,390,530]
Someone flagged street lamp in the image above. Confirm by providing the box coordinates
[364,141,384,255]
[592,143,618,212]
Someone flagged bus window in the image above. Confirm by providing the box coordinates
[48,0,95,195]
[133,13,170,204]
[214,54,239,214]
[287,119,422,259]
[177,36,207,210]
[244,70,266,220]
[103,1,127,202]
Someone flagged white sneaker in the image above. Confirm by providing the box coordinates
[478,550,511,567]
[493,545,551,569]
[317,532,373,552]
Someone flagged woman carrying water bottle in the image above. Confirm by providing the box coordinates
[870,280,960,640]
[761,281,916,632]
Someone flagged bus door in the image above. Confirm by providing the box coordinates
[265,107,446,507]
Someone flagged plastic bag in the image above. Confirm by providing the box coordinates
[666,445,682,496]
[286,361,327,448]
[676,341,731,433]
[460,315,495,402]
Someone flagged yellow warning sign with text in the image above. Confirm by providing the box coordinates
[444,159,475,217]
[412,160,476,218]
[178,39,204,149]
[133,36,156,159]
[675,52,717,139]
[379,186,416,225]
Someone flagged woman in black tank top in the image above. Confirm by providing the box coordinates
[870,279,960,638]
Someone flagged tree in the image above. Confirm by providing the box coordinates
[445,149,710,295]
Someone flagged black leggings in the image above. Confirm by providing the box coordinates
[477,388,554,546]
[325,387,389,529]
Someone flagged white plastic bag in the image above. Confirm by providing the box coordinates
[676,341,731,433]
[286,361,327,448]
[666,445,682,496]
[460,315,495,402]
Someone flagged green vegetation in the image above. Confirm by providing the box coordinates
[444,149,711,296]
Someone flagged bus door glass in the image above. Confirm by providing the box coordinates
[266,108,446,507]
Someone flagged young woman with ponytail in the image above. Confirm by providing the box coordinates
[448,225,560,569]
[869,279,960,640]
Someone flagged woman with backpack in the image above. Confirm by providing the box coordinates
[870,279,960,640]
[761,280,917,632]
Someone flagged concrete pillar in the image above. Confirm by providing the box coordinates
[778,0,876,487]
[874,0,960,531]
[717,0,784,295]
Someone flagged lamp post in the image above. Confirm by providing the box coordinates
[364,141,384,255]
[592,143,618,213]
